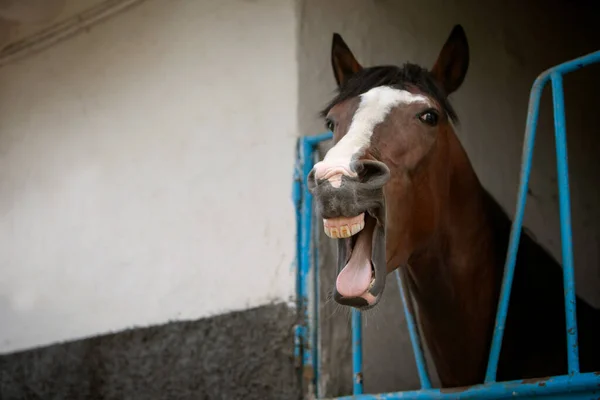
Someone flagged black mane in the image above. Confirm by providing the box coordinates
[320,63,459,123]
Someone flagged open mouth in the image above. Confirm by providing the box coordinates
[323,211,385,308]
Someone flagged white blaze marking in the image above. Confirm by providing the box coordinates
[323,86,431,169]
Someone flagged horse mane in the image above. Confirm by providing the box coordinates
[319,63,459,124]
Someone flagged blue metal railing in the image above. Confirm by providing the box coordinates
[294,133,333,398]
[293,49,600,399]
[395,269,432,389]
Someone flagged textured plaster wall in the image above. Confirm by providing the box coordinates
[0,0,299,354]
[298,0,600,396]
[0,303,300,400]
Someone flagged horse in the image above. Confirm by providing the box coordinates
[307,24,600,388]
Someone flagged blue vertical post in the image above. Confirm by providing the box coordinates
[293,139,304,368]
[302,133,365,396]
[395,269,432,389]
[352,308,363,395]
[295,132,332,398]
[299,138,315,379]
[311,148,321,398]
[550,72,580,374]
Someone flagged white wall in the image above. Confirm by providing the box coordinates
[0,0,299,353]
[299,0,600,394]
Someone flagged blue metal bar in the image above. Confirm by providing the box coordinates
[550,72,580,374]
[326,371,600,400]
[294,142,308,385]
[312,148,322,398]
[294,132,333,398]
[484,72,545,383]
[293,139,303,367]
[305,132,335,146]
[543,50,600,76]
[300,137,316,380]
[352,309,364,394]
[299,132,366,395]
[485,49,600,383]
[307,134,333,396]
[304,131,367,395]
[395,269,432,389]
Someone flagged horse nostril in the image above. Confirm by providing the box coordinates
[352,160,390,188]
[307,168,317,193]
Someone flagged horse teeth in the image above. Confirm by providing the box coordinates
[323,214,366,238]
[323,222,364,238]
[339,226,351,237]
[369,278,375,290]
[351,222,364,235]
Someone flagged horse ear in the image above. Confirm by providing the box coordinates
[331,33,363,88]
[430,24,469,95]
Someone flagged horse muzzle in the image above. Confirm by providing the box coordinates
[307,160,390,309]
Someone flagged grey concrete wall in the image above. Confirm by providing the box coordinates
[298,0,600,396]
[0,303,300,400]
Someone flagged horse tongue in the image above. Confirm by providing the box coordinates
[336,225,373,297]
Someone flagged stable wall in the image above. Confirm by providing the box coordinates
[0,0,301,398]
[0,0,299,354]
[298,0,600,396]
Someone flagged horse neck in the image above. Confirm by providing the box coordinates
[406,130,504,386]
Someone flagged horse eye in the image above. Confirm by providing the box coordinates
[325,119,335,132]
[418,111,439,126]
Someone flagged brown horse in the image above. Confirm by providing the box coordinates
[307,24,600,388]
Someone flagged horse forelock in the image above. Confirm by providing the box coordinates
[320,63,459,125]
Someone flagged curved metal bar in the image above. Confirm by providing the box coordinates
[395,268,432,389]
[485,49,600,383]
[550,72,579,374]
[352,309,364,395]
